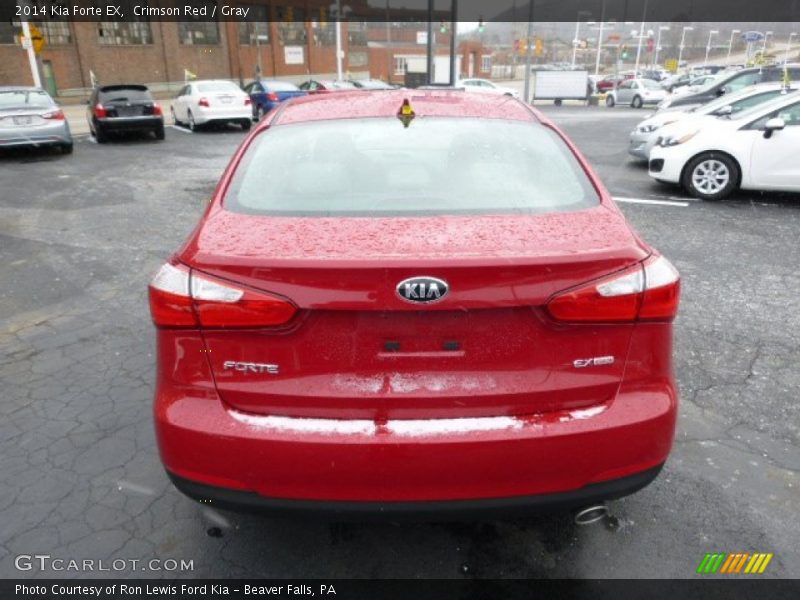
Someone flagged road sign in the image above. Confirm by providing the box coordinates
[29,24,45,54]
[608,33,621,42]
[742,31,764,43]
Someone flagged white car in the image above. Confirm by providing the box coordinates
[606,79,669,108]
[629,84,798,160]
[171,80,252,131]
[649,93,800,200]
[457,78,520,98]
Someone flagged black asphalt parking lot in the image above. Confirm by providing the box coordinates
[1,108,798,579]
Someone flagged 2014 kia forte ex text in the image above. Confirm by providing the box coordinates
[148,90,681,518]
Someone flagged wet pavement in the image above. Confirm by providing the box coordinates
[1,107,798,578]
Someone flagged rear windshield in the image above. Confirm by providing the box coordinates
[99,87,152,103]
[224,117,600,216]
[0,90,54,109]
[265,81,300,92]
[197,81,240,93]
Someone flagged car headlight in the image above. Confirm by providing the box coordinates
[658,130,698,147]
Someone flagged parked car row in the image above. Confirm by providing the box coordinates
[631,79,800,200]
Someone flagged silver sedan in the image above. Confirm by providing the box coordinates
[0,86,73,153]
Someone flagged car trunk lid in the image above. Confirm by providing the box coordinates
[183,206,649,419]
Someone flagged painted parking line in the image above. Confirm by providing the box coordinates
[613,196,691,207]
[170,125,193,133]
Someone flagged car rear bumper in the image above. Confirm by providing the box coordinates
[0,121,72,147]
[96,116,163,132]
[193,108,252,124]
[167,462,664,520]
[156,382,677,508]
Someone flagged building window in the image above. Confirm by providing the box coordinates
[0,22,17,45]
[394,56,407,76]
[179,1,220,45]
[348,21,367,47]
[238,3,269,45]
[178,22,220,45]
[311,8,335,46]
[348,51,367,67]
[98,21,152,45]
[481,55,492,71]
[276,6,306,45]
[40,21,72,45]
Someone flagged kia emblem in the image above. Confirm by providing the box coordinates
[396,276,449,304]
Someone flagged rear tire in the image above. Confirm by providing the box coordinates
[171,108,181,127]
[95,126,108,144]
[681,152,739,201]
[256,105,266,121]
[240,119,252,131]
[606,94,615,107]
[632,95,643,108]
[154,125,165,140]
[188,111,197,132]
[60,143,73,154]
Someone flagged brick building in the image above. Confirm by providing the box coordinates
[0,1,492,98]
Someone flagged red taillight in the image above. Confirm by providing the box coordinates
[265,92,279,102]
[94,103,107,118]
[546,255,680,323]
[198,97,210,108]
[153,103,163,116]
[244,97,253,106]
[42,109,65,120]
[148,263,297,329]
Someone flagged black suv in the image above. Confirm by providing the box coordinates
[663,65,800,109]
[86,84,165,143]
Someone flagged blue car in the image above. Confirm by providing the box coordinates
[244,80,306,120]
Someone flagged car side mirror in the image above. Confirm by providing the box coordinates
[716,88,725,97]
[763,117,786,139]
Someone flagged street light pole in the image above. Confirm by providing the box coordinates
[761,31,773,60]
[678,26,693,71]
[726,29,741,64]
[783,32,796,65]
[571,20,581,68]
[653,26,669,67]
[704,30,719,65]
[633,0,648,75]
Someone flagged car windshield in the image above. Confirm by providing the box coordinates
[641,80,662,89]
[0,90,53,110]
[729,93,798,121]
[197,81,240,93]
[697,86,768,114]
[328,81,357,89]
[224,117,599,216]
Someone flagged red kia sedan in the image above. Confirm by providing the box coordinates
[149,90,680,518]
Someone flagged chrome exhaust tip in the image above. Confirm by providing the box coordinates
[573,504,609,526]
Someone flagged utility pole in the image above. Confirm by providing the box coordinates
[449,0,458,85]
[335,0,343,81]
[523,1,534,103]
[426,0,434,84]
[20,20,42,88]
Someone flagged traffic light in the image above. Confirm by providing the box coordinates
[440,20,448,34]
[621,44,629,59]
[478,18,485,33]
